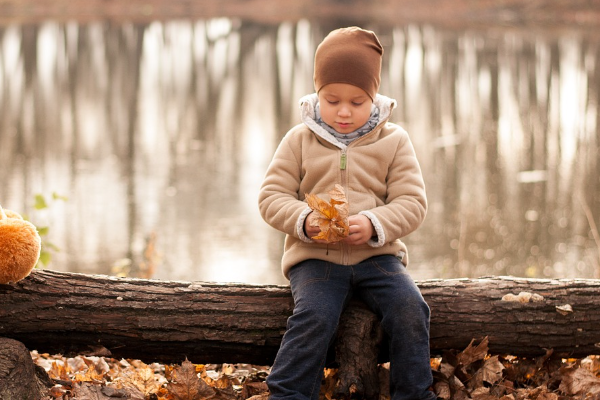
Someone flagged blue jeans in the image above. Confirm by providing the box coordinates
[267,255,436,400]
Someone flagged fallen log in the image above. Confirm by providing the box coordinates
[0,337,53,399]
[1,270,600,366]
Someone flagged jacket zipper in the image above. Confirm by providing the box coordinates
[340,148,349,264]
[340,150,347,170]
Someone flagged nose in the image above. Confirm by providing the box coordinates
[338,105,351,117]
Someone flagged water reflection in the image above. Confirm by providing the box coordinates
[0,20,598,284]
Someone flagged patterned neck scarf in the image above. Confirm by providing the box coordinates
[315,103,380,146]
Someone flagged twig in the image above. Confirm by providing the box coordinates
[457,216,467,275]
[577,193,600,268]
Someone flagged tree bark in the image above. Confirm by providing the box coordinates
[0,337,53,400]
[332,298,384,400]
[1,270,600,367]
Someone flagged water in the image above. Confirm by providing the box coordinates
[1,19,599,285]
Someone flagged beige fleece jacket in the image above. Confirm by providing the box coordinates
[258,93,427,279]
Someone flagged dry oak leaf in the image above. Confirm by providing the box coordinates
[305,184,349,243]
[559,365,600,396]
[74,363,108,384]
[168,359,216,400]
[48,361,71,381]
[468,355,505,391]
[72,382,140,400]
[241,381,269,398]
[119,364,161,396]
[481,355,505,385]
[71,382,111,400]
[457,337,489,367]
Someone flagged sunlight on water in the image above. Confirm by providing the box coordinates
[0,19,599,284]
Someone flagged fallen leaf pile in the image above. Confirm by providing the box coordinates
[33,355,269,400]
[305,184,349,243]
[432,337,600,399]
[31,338,600,399]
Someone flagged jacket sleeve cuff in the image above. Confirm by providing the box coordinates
[297,207,314,243]
[359,210,386,247]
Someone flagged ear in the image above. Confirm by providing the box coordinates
[1,205,25,220]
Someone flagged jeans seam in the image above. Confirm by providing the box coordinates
[370,259,403,276]
[294,262,332,292]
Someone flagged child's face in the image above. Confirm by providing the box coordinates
[318,83,373,134]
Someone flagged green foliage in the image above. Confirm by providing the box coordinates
[29,192,68,268]
[33,194,48,210]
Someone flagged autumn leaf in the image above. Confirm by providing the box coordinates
[558,365,600,396]
[537,391,559,400]
[481,355,504,385]
[48,385,67,399]
[470,387,496,400]
[130,365,160,395]
[457,337,489,367]
[168,359,216,400]
[72,382,137,400]
[113,362,161,398]
[165,364,177,381]
[73,363,106,383]
[48,361,71,381]
[433,381,450,400]
[156,386,172,399]
[469,355,504,389]
[71,383,108,400]
[241,381,269,399]
[207,374,238,400]
[212,375,234,390]
[305,184,349,243]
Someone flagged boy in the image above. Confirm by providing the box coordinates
[258,27,436,400]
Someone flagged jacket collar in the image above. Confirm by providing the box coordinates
[299,93,397,149]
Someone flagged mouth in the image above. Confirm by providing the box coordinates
[336,122,352,129]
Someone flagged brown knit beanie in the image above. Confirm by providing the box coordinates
[314,27,383,100]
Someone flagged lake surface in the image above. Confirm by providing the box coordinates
[1,19,599,285]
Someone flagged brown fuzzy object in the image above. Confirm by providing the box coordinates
[314,27,383,100]
[0,204,41,284]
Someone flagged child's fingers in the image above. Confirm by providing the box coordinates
[344,227,368,245]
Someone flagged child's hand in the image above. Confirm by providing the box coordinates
[343,214,374,246]
[304,212,329,243]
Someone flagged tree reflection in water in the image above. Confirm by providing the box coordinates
[0,19,598,284]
